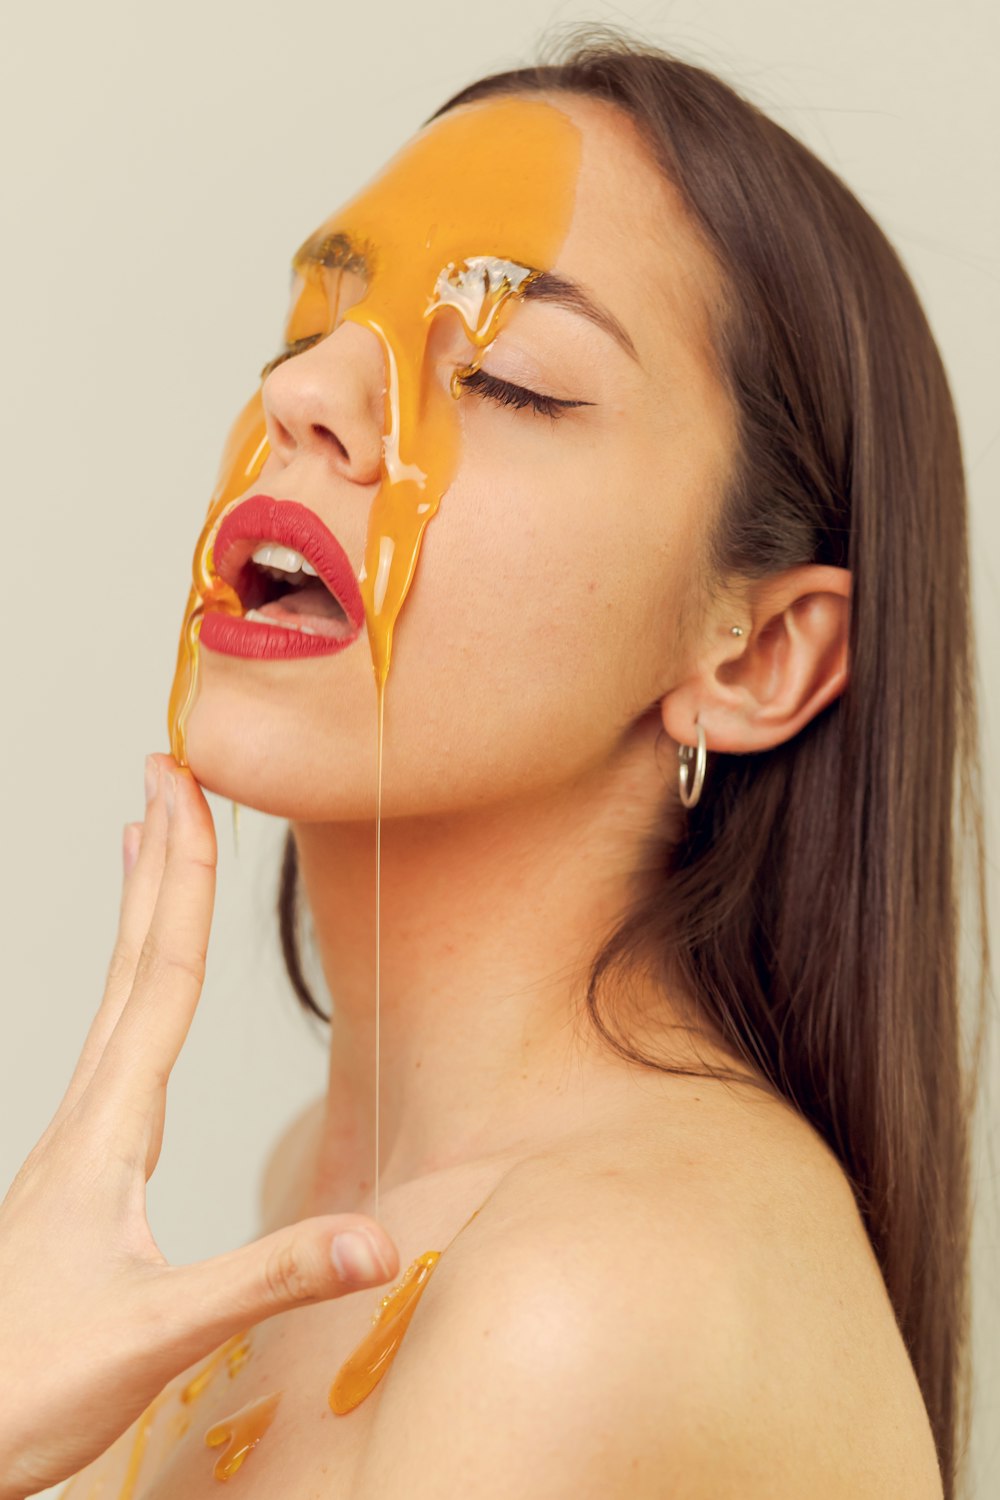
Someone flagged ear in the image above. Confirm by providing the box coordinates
[660,565,851,754]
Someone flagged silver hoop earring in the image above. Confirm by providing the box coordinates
[677,717,707,808]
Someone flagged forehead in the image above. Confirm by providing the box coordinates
[543,91,728,377]
[297,95,581,310]
[296,91,723,375]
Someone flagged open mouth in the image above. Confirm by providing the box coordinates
[226,541,353,638]
[210,496,366,643]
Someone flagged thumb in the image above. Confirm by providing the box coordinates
[164,1216,400,1343]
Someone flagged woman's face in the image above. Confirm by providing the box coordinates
[183,91,738,820]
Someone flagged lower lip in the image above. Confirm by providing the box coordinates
[200,609,362,660]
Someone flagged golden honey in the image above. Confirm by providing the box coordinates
[57,96,591,1493]
[203,1390,282,1481]
[167,96,580,758]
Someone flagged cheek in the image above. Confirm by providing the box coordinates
[400,443,631,667]
[375,452,669,783]
[183,406,710,819]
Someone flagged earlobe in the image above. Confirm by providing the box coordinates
[660,566,851,757]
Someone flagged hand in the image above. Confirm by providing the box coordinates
[0,754,399,1499]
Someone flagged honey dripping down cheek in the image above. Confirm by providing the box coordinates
[147,99,582,1489]
[167,97,581,761]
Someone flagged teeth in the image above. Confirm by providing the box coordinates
[244,608,317,636]
[250,542,316,576]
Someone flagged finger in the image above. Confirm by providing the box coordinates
[108,757,173,996]
[94,765,217,1121]
[153,1216,400,1356]
[52,757,175,1127]
[122,820,143,880]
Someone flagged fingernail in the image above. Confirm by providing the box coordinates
[332,1230,386,1283]
[144,755,159,806]
[163,772,176,819]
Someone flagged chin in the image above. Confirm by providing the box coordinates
[183,705,293,817]
[180,670,378,823]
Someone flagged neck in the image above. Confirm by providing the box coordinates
[292,712,689,1215]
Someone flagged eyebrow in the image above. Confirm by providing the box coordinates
[294,231,371,279]
[521,270,640,364]
[295,235,640,364]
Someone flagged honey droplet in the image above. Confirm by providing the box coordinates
[115,1385,173,1499]
[203,1390,282,1481]
[179,1328,254,1405]
[328,1250,442,1414]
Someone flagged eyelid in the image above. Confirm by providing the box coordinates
[259,342,593,422]
[453,367,592,418]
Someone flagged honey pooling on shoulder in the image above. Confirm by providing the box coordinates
[167,97,582,757]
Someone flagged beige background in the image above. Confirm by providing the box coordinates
[1,1,996,1495]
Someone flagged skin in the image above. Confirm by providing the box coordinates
[183,91,851,1215]
[50,91,944,1500]
[6,92,949,1500]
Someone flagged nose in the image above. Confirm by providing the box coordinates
[260,319,386,485]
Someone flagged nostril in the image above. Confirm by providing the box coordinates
[271,415,295,451]
[312,423,350,463]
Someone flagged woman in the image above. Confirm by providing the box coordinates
[0,30,986,1500]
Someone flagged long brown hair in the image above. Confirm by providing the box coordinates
[276,28,991,1496]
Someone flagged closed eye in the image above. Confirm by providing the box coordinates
[453,368,592,419]
[260,341,592,422]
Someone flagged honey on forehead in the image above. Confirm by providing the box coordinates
[95,98,586,1495]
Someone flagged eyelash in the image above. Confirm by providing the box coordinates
[452,368,584,419]
[260,342,585,421]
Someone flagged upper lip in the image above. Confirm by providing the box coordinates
[211,495,366,632]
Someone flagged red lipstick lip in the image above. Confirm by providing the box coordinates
[199,610,359,661]
[211,494,366,633]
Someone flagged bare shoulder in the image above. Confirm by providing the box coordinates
[355,1077,944,1499]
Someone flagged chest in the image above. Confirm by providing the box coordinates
[124,1295,394,1498]
[67,1099,937,1499]
[95,1166,509,1499]
[104,1260,446,1494]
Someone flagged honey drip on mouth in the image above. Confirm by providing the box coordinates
[90,97,585,1495]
